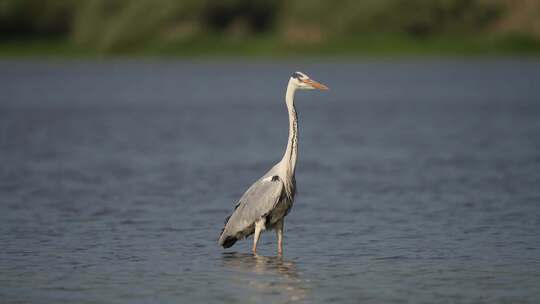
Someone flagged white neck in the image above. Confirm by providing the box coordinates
[280,79,298,176]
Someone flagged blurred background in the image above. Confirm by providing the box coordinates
[2,1,540,304]
[1,0,540,57]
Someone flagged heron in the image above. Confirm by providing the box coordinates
[218,71,328,255]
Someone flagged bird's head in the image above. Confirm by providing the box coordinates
[290,71,329,91]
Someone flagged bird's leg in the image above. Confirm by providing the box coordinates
[276,219,284,256]
[252,219,265,255]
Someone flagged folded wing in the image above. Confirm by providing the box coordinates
[218,176,283,248]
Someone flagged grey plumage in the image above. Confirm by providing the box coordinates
[218,71,328,254]
[219,169,294,248]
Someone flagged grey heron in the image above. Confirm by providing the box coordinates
[218,71,328,255]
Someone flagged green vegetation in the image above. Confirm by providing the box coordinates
[1,0,540,58]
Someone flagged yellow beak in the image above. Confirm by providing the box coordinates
[303,78,329,90]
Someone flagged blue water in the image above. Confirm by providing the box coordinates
[1,59,539,303]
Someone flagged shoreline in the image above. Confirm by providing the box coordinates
[1,34,539,59]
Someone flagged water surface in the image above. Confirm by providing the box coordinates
[1,59,540,303]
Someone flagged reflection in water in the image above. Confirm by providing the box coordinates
[221,253,310,302]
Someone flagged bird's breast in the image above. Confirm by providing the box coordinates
[268,194,294,227]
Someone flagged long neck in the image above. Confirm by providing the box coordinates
[281,80,298,175]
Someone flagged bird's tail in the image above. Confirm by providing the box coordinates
[218,233,238,248]
[218,226,237,248]
[219,213,239,248]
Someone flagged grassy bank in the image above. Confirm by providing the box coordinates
[3,0,540,59]
[1,34,540,59]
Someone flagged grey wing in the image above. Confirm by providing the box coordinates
[219,177,283,246]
